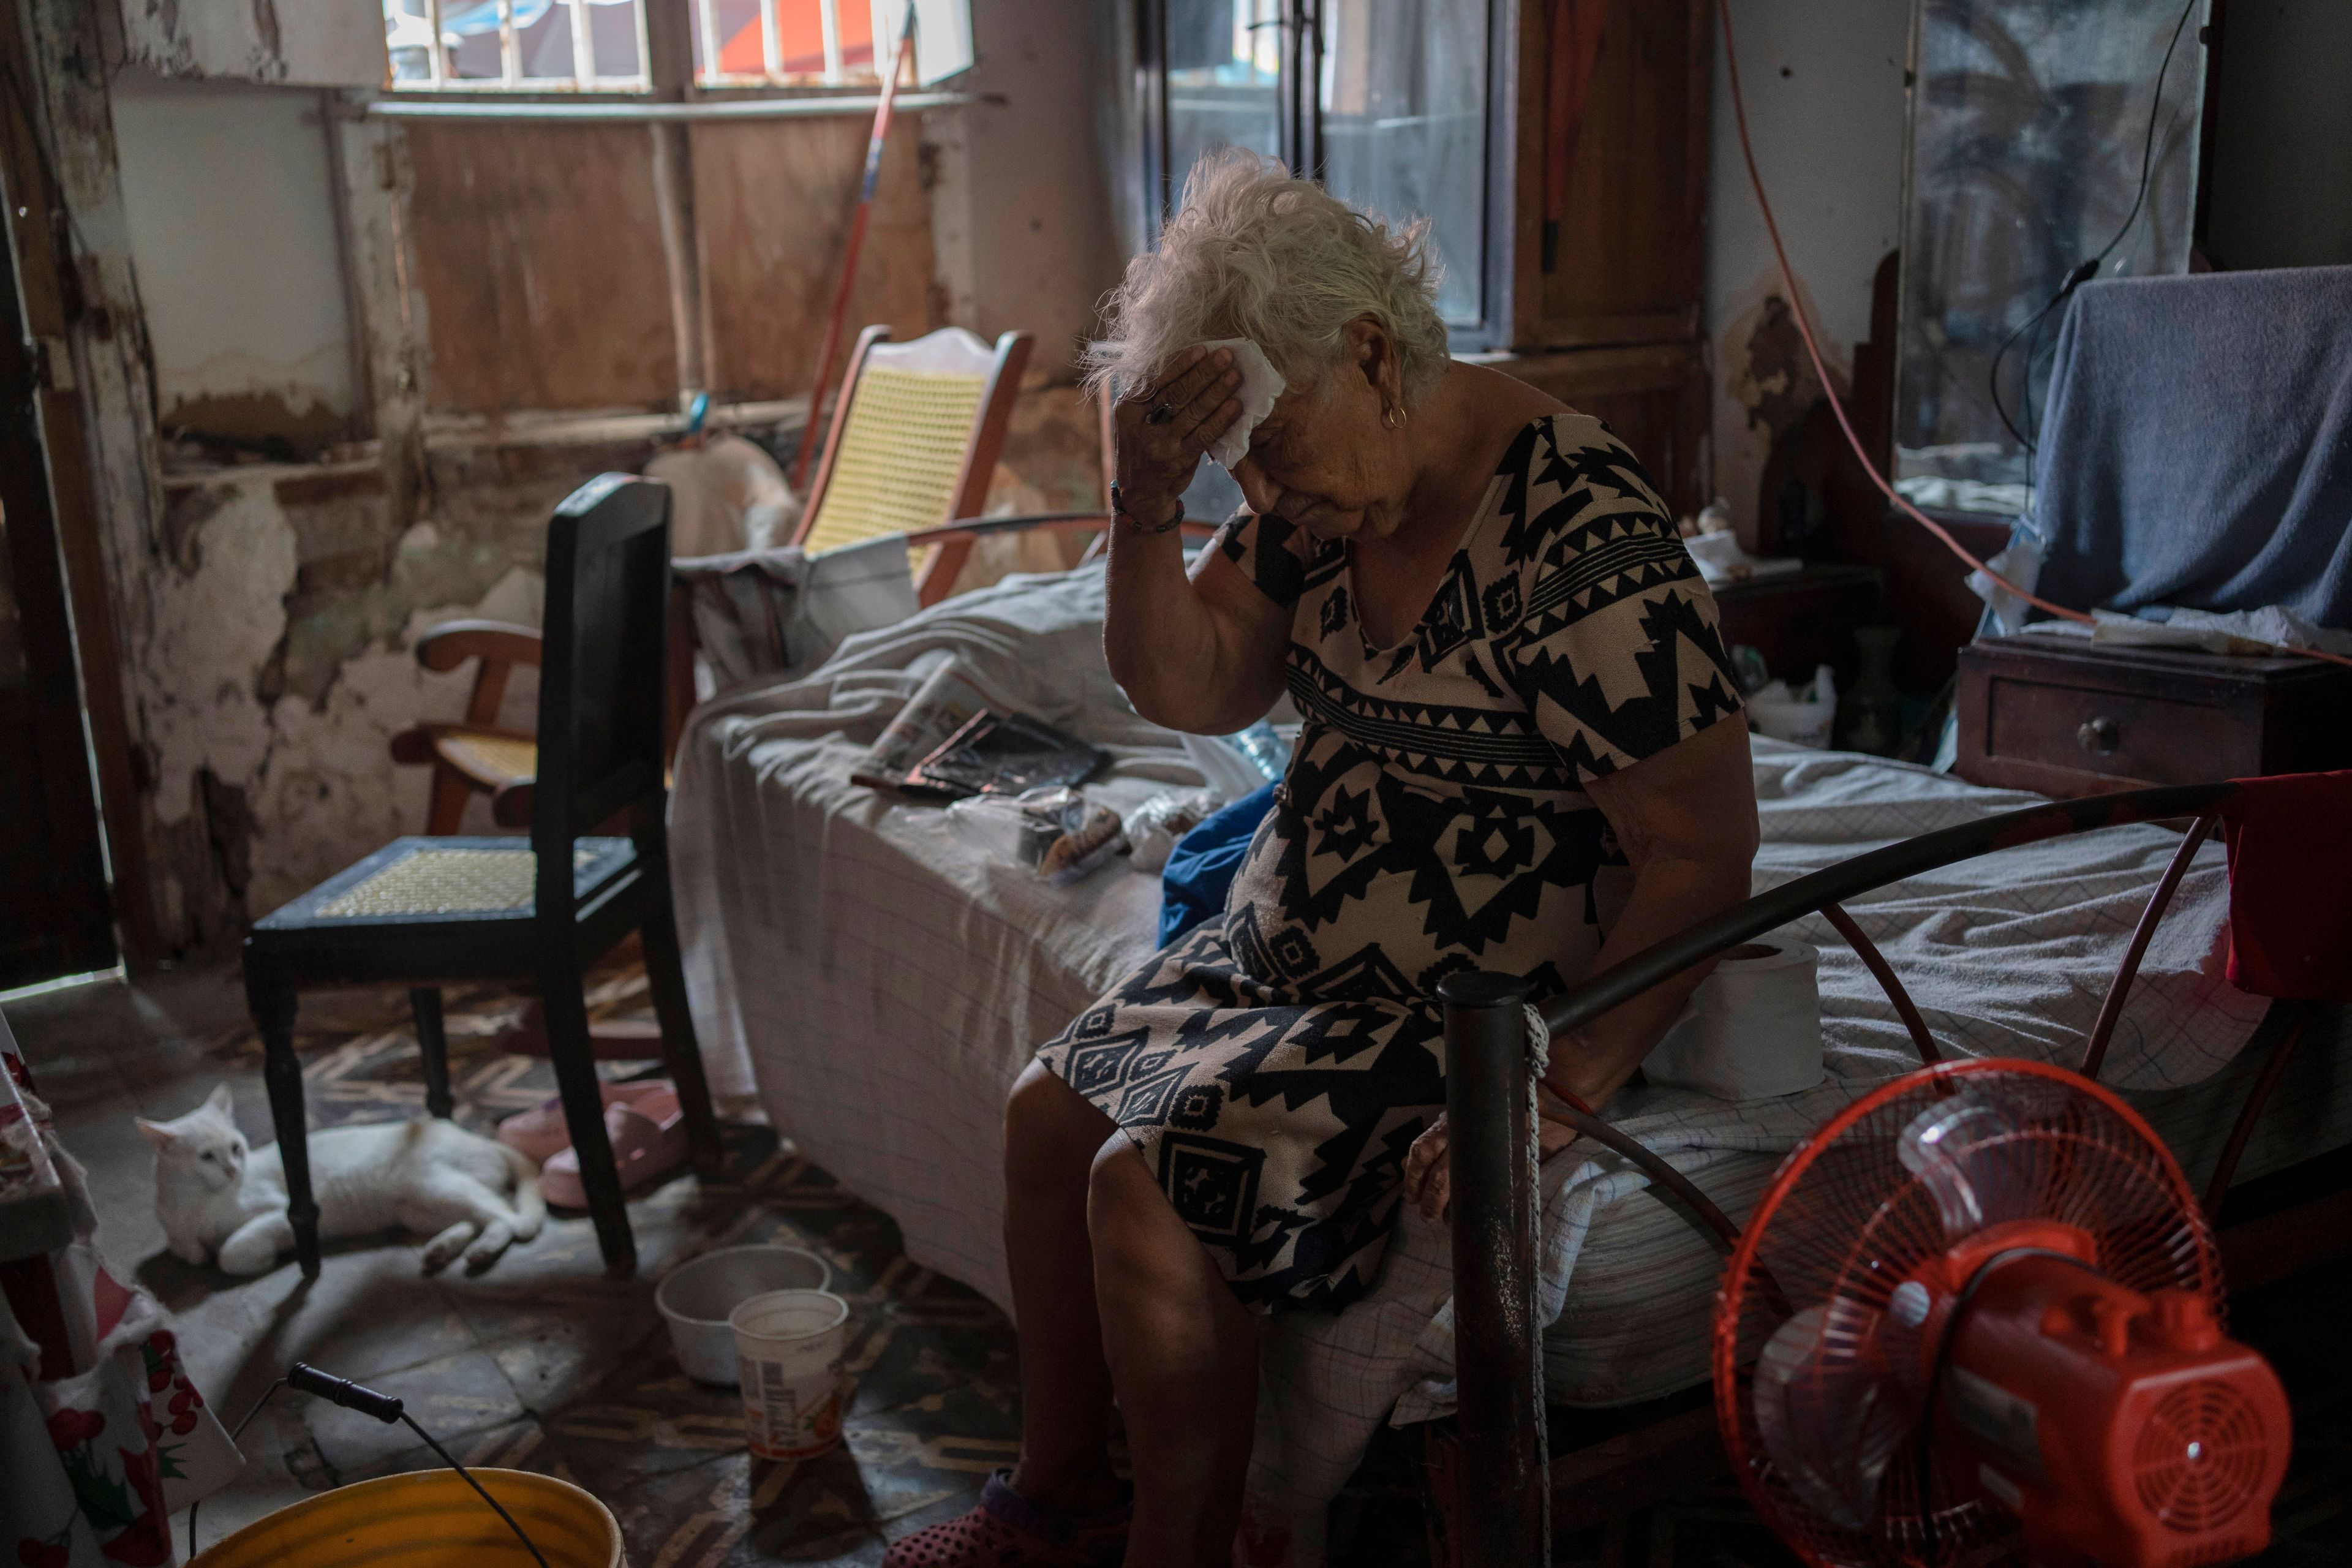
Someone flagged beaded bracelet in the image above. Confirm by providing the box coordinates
[1109,481,1185,535]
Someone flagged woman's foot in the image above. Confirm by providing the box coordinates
[881,1471,1131,1568]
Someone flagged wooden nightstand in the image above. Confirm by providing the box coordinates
[1955,635,2352,799]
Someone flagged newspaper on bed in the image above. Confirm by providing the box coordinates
[849,652,997,793]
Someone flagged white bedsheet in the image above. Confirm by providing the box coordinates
[671,564,2288,1540]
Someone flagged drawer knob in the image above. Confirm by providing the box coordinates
[2078,716,2122,756]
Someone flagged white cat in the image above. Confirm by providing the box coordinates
[136,1085,545,1276]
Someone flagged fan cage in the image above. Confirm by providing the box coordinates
[2132,1380,2269,1533]
[1713,1059,2223,1567]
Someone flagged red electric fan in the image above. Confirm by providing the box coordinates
[1714,1058,2291,1568]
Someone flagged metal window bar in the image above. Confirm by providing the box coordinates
[761,0,782,78]
[499,0,519,86]
[1441,779,2248,1567]
[697,0,722,83]
[568,0,597,83]
[820,0,843,83]
[426,0,448,88]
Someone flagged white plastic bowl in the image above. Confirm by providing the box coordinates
[655,1243,832,1384]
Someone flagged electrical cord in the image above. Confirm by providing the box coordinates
[1988,0,2199,454]
[186,1363,549,1567]
[1713,0,2352,668]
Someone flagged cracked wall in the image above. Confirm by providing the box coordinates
[142,456,565,941]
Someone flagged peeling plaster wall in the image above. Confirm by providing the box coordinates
[1706,0,1909,541]
[140,437,705,938]
[145,460,542,938]
[110,70,357,453]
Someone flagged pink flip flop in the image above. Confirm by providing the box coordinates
[497,1080,676,1166]
[540,1084,688,1208]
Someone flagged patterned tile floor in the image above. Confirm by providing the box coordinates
[7,962,2344,1565]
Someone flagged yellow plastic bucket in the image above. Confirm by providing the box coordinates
[189,1469,624,1568]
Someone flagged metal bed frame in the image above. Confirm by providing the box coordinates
[1431,779,2335,1562]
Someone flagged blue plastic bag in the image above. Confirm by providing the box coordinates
[1157,782,1276,946]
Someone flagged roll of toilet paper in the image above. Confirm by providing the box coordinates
[1642,935,1824,1101]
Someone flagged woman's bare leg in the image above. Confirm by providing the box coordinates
[1088,1136,1261,1568]
[1001,1062,1125,1513]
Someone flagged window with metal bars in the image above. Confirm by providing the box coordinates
[1137,0,1513,348]
[689,0,889,87]
[383,0,654,90]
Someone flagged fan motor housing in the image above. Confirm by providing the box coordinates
[1936,1251,2290,1568]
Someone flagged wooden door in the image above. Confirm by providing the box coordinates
[1512,0,1712,350]
[0,194,116,987]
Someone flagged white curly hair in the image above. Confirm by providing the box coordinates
[1084,149,1451,408]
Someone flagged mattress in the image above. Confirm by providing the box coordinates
[669,564,2336,1528]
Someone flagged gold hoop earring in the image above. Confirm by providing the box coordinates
[1383,404,1405,430]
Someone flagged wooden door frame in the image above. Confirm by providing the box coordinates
[0,3,159,968]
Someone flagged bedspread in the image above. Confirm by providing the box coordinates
[669,564,2278,1544]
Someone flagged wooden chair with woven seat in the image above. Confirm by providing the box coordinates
[243,474,722,1280]
[390,622,545,834]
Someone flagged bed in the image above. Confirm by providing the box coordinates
[670,562,2350,1554]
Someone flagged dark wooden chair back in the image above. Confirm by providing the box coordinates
[533,474,672,914]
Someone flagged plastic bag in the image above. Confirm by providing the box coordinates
[1121,790,1220,875]
[946,787,1075,868]
[948,787,1129,885]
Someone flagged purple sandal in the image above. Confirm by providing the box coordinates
[881,1472,1129,1568]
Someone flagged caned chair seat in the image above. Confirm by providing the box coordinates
[421,727,539,796]
[252,838,631,928]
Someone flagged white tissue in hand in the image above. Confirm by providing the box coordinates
[1195,339,1285,472]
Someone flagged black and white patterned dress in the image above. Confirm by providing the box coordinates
[1036,413,1743,1311]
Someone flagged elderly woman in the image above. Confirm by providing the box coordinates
[885,153,1757,1568]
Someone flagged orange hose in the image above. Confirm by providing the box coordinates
[1711,0,2352,669]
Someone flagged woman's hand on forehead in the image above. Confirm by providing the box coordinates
[1113,345,1244,517]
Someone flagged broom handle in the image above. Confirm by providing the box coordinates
[790,1,921,493]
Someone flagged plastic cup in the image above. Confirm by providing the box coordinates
[729,1289,852,1461]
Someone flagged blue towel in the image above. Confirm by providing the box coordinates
[1158,782,1276,946]
[2032,266,2352,629]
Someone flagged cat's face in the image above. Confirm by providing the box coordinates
[136,1084,250,1194]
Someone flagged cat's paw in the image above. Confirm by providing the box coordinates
[462,1221,517,1273]
[217,1240,280,1276]
[420,1221,476,1272]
